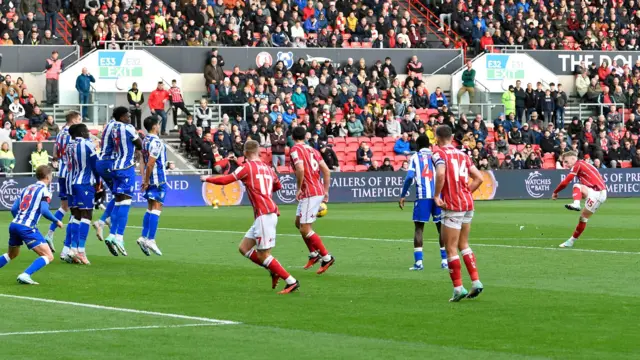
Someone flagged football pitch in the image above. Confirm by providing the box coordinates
[0,199,639,360]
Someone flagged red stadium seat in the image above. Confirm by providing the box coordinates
[350,42,362,48]
[370,137,384,144]
[384,143,395,152]
[372,155,384,163]
[621,161,633,168]
[383,137,396,144]
[16,119,29,129]
[542,161,556,169]
[371,144,383,153]
[277,166,291,173]
[356,136,370,143]
[361,42,372,48]
[355,165,368,172]
[342,165,356,172]
[345,137,359,145]
[332,137,346,144]
[346,144,359,152]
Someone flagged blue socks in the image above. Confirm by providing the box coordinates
[440,247,447,261]
[101,199,115,223]
[0,253,9,269]
[68,218,80,250]
[49,209,66,233]
[414,247,423,266]
[115,200,132,236]
[141,210,150,238]
[78,219,91,253]
[25,256,49,275]
[148,210,161,240]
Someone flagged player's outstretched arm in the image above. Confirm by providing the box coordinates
[552,173,575,197]
[468,165,484,193]
[40,200,63,227]
[201,174,237,186]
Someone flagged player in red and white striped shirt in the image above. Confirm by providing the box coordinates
[552,151,607,248]
[289,127,335,274]
[201,140,299,294]
[432,126,484,302]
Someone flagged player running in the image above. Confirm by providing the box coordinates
[201,140,299,294]
[399,134,446,271]
[137,116,167,256]
[289,127,335,273]
[104,110,142,256]
[552,151,607,248]
[67,124,100,264]
[0,165,63,284]
[432,126,484,302]
[46,111,81,254]
[93,107,128,246]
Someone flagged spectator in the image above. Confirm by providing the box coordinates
[292,86,307,109]
[514,80,526,123]
[576,71,590,99]
[487,149,500,170]
[75,67,95,121]
[508,126,523,145]
[45,50,63,104]
[501,85,516,119]
[30,142,49,169]
[195,99,213,134]
[367,160,380,171]
[347,115,364,137]
[496,135,509,155]
[400,113,417,134]
[398,160,409,171]
[541,89,555,127]
[379,158,394,171]
[169,79,192,131]
[320,144,340,171]
[23,126,45,142]
[127,82,144,130]
[43,0,60,36]
[42,116,58,139]
[180,116,197,152]
[0,142,15,173]
[540,130,556,156]
[429,87,449,111]
[555,84,568,129]
[525,153,542,169]
[204,57,225,103]
[512,153,525,170]
[406,56,423,75]
[9,97,25,119]
[214,130,233,156]
[356,142,372,166]
[149,81,171,135]
[394,133,412,155]
[633,149,640,168]
[499,155,515,170]
[607,141,621,168]
[457,61,476,108]
[29,107,47,129]
[0,75,20,98]
[270,124,286,168]
[3,88,19,109]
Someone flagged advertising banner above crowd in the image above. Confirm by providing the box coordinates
[0,46,78,73]
[524,50,640,75]
[1,169,639,211]
[142,47,464,75]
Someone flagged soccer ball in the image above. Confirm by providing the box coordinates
[317,203,328,218]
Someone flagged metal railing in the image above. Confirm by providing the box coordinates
[53,103,112,125]
[579,103,625,121]
[485,45,524,53]
[192,103,250,127]
[455,103,506,124]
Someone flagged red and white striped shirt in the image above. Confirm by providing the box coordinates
[433,144,475,212]
[168,86,184,103]
[554,160,606,194]
[233,160,282,218]
[290,143,325,199]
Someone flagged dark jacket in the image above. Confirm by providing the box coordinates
[270,132,286,154]
[321,148,339,170]
[514,87,526,108]
[43,0,61,13]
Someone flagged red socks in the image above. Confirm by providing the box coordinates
[573,220,587,239]
[245,249,263,266]
[572,185,582,201]
[301,234,317,253]
[306,232,328,257]
[263,256,290,280]
[461,248,479,281]
[447,256,463,287]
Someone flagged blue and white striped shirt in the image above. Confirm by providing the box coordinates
[111,122,139,170]
[71,138,99,186]
[100,118,118,161]
[142,134,167,185]
[12,181,52,228]
[64,138,77,196]
[406,148,436,199]
[55,126,72,178]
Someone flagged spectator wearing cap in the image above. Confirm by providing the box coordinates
[149,81,171,135]
[508,125,523,145]
[45,51,63,104]
[75,67,95,121]
[500,155,515,170]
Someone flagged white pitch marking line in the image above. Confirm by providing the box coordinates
[128,226,640,255]
[0,323,221,337]
[0,294,241,325]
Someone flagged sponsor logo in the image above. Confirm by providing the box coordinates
[305,54,340,68]
[524,171,552,198]
[276,175,297,204]
[255,52,273,68]
[277,52,294,69]
[0,180,22,209]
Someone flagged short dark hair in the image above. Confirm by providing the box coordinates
[144,116,159,132]
[68,124,82,138]
[35,165,52,180]
[65,111,81,124]
[292,126,307,141]
[416,134,430,150]
[435,125,453,139]
[112,106,129,121]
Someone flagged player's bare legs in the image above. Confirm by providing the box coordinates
[458,222,482,298]
[298,222,334,274]
[565,184,590,212]
[560,208,594,248]
[442,221,469,302]
[296,216,319,269]
[238,237,299,294]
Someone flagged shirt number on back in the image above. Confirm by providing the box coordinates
[20,194,33,211]
[255,174,273,195]
[310,155,319,171]
[451,158,469,183]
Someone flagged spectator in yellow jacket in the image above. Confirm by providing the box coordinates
[0,142,15,173]
[30,142,49,170]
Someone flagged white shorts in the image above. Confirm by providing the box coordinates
[441,210,474,230]
[585,189,607,213]
[244,213,278,250]
[296,195,324,224]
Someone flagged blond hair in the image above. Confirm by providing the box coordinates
[561,151,578,160]
[244,140,259,155]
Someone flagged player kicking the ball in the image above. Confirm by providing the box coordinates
[432,126,484,302]
[289,127,335,274]
[201,140,299,294]
[552,151,607,248]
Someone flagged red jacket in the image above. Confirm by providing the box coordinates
[302,7,315,20]
[23,131,45,142]
[480,36,494,51]
[148,89,170,111]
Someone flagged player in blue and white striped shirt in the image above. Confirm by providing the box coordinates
[67,124,100,265]
[399,134,447,271]
[137,117,167,256]
[0,166,63,285]
[59,127,81,263]
[93,107,129,244]
[45,111,81,253]
[104,110,142,256]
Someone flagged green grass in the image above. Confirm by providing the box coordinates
[0,199,639,360]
